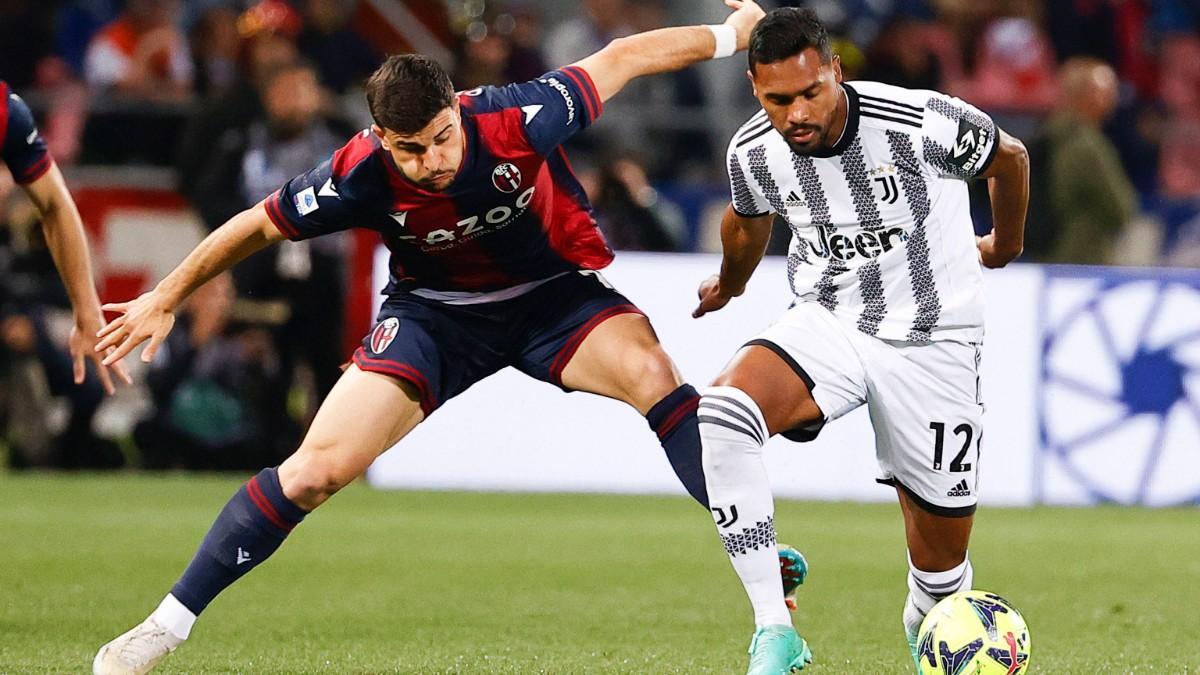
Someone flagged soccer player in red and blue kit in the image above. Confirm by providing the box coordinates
[91,2,787,672]
[0,81,128,394]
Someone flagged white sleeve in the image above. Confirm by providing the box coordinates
[920,92,999,180]
[726,139,772,217]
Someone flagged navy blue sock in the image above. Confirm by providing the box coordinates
[170,467,308,615]
[647,384,709,508]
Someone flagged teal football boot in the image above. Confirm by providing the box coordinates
[907,629,921,672]
[909,624,936,673]
[778,544,808,611]
[746,625,812,674]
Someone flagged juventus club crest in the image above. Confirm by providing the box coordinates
[492,163,522,193]
[370,317,400,354]
[870,164,900,205]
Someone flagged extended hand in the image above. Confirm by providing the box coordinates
[95,291,177,366]
[693,274,736,318]
[71,309,132,395]
[723,0,766,50]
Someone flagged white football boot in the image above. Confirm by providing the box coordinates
[93,617,183,675]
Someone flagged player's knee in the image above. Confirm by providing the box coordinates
[624,349,680,408]
[283,468,347,511]
[698,388,767,466]
[709,371,820,435]
[709,369,767,405]
[279,444,357,509]
[708,370,738,388]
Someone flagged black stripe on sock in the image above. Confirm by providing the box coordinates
[698,415,763,445]
[917,574,967,591]
[703,395,766,438]
[912,571,967,593]
[699,403,764,445]
[920,587,958,600]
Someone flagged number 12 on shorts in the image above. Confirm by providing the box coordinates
[929,421,976,472]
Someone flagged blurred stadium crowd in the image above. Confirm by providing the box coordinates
[0,0,1197,470]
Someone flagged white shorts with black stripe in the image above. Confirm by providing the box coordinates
[751,301,984,516]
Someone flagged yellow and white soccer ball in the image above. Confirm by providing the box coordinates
[916,590,1031,675]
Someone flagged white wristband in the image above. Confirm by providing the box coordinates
[707,24,738,59]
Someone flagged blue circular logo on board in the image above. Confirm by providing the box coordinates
[1038,275,1200,506]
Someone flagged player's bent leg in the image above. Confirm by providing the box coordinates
[279,366,426,510]
[558,312,684,414]
[861,337,983,670]
[897,487,975,671]
[94,366,424,675]
[173,365,423,613]
[702,346,825,673]
[710,345,823,437]
[557,312,716,506]
[562,317,815,672]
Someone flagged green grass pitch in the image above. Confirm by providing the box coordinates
[1,473,1197,673]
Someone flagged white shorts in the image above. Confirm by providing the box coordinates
[750,302,984,516]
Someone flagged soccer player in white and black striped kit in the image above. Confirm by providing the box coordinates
[691,9,1028,674]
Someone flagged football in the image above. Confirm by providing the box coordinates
[916,590,1031,675]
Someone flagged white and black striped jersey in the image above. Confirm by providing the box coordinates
[726,81,998,342]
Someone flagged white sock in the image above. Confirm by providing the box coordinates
[699,386,791,628]
[903,552,972,638]
[151,594,196,640]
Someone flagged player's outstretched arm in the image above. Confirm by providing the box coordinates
[976,128,1029,269]
[96,202,285,365]
[571,0,764,103]
[694,205,774,318]
[21,164,131,394]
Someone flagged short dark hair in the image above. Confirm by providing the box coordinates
[365,54,455,135]
[748,7,833,72]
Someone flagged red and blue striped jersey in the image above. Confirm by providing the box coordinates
[0,81,53,184]
[265,66,614,294]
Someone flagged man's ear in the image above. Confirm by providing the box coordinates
[371,124,390,151]
[747,69,758,98]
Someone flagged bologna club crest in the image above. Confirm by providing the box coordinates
[370,317,400,354]
[492,163,522,193]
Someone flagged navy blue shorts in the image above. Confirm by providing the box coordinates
[352,271,643,415]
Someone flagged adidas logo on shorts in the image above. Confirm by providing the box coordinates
[946,479,972,497]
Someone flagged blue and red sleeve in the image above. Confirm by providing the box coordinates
[264,133,378,241]
[0,82,53,184]
[554,65,603,127]
[464,66,603,156]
